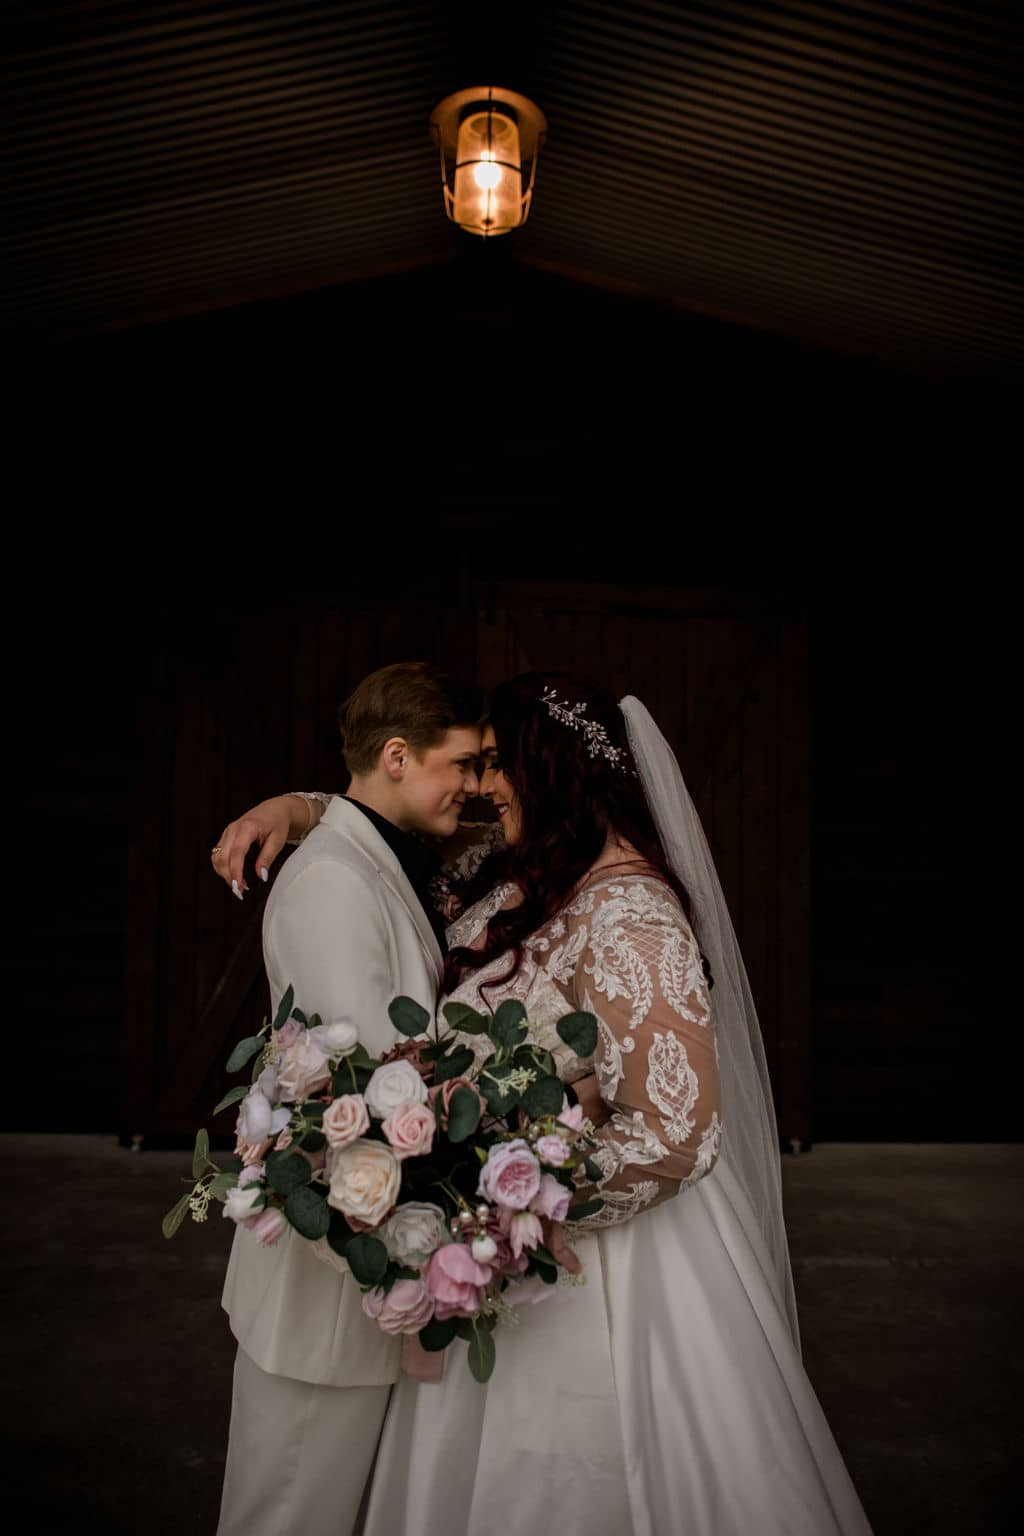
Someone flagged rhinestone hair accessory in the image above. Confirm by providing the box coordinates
[539,686,635,772]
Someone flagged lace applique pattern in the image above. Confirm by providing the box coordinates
[590,1108,670,1181]
[575,880,708,1033]
[646,1030,700,1146]
[683,1111,723,1185]
[572,1180,660,1232]
[445,880,517,953]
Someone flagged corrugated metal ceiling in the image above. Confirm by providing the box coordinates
[3,1,1020,371]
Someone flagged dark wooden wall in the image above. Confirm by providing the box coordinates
[13,261,1010,1145]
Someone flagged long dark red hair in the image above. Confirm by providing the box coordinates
[444,673,710,996]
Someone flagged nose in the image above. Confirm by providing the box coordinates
[464,765,480,795]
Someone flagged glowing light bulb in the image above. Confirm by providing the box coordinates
[473,156,501,190]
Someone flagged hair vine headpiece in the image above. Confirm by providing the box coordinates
[539,686,636,772]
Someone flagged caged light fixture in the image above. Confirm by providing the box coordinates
[429,86,548,237]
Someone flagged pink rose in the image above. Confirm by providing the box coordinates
[428,1077,486,1131]
[235,1136,272,1167]
[382,1099,436,1160]
[422,1242,492,1318]
[276,1017,303,1049]
[500,1207,543,1260]
[361,1278,435,1335]
[477,1139,541,1211]
[536,1134,570,1168]
[530,1173,571,1223]
[328,1138,401,1226]
[323,1094,370,1150]
[249,1207,288,1247]
[558,1102,586,1131]
[276,1033,332,1102]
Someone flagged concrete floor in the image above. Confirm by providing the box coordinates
[4,1139,1019,1535]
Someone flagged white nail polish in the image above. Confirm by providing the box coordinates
[232,880,243,901]
[259,867,269,882]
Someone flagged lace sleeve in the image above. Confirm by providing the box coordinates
[285,791,334,846]
[565,879,722,1232]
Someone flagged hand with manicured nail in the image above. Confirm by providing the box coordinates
[210,794,320,896]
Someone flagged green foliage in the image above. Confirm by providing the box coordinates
[582,1156,605,1183]
[433,1046,476,1084]
[333,1059,374,1097]
[192,1129,211,1179]
[467,1320,497,1382]
[418,1315,458,1352]
[266,1152,312,1196]
[297,1130,326,1153]
[566,1197,604,1223]
[327,1210,353,1257]
[441,1001,488,1035]
[207,1172,238,1202]
[489,999,528,1051]
[388,996,432,1039]
[521,1075,564,1119]
[556,1011,599,1058]
[272,985,296,1032]
[161,1192,192,1239]
[226,1035,264,1073]
[446,1086,483,1143]
[285,1185,331,1240]
[291,1007,307,1025]
[212,1084,249,1117]
[345,1234,389,1286]
[480,1063,521,1116]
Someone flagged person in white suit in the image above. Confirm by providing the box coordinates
[214,661,483,1536]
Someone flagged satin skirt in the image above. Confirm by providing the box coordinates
[362,1162,874,1536]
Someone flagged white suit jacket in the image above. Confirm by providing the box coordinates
[220,796,443,1387]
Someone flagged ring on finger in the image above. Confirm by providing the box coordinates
[210,845,223,857]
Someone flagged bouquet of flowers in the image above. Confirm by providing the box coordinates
[164,986,605,1381]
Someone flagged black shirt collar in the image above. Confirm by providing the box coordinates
[343,796,448,953]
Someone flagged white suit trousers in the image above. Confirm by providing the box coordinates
[217,1346,392,1536]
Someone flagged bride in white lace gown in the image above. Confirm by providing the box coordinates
[356,676,874,1536]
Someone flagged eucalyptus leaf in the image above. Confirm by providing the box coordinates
[489,999,528,1051]
[291,1007,307,1025]
[297,1130,326,1153]
[453,1317,475,1341]
[272,985,296,1032]
[192,1129,210,1179]
[213,1084,249,1117]
[467,1322,497,1383]
[433,1046,475,1085]
[418,1315,458,1352]
[556,1011,599,1059]
[582,1156,605,1183]
[333,1060,374,1097]
[327,1210,353,1257]
[566,1197,605,1222]
[161,1192,192,1240]
[521,1075,565,1119]
[388,996,432,1039]
[480,1064,521,1117]
[285,1185,331,1240]
[226,1035,264,1074]
[446,1085,482,1144]
[266,1153,312,1196]
[441,1002,488,1035]
[344,1234,389,1286]
[207,1172,238,1203]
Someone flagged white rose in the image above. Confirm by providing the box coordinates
[328,1138,401,1226]
[364,1060,428,1119]
[309,1018,360,1059]
[382,1202,447,1266]
[237,1089,290,1145]
[223,1185,264,1223]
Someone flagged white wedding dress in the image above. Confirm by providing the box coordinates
[361,871,874,1536]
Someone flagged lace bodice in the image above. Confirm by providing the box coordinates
[442,871,722,1233]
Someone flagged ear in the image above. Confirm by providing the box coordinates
[381,736,409,781]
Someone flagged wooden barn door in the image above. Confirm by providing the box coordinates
[122,584,809,1149]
